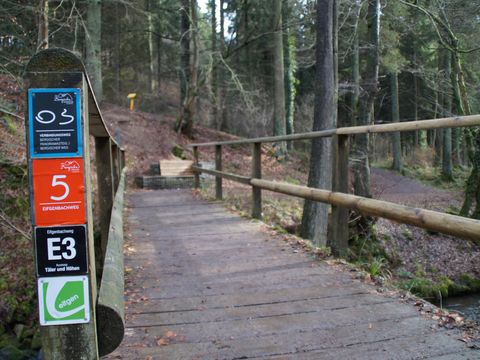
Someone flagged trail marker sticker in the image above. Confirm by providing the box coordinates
[35,225,88,277]
[38,276,90,326]
[32,158,86,226]
[28,88,82,158]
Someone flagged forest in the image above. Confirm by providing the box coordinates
[3,0,480,215]
[1,0,480,357]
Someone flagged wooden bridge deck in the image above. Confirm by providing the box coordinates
[107,189,477,359]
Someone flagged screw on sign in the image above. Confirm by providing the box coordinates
[28,88,83,158]
[37,276,90,326]
[32,158,86,226]
[35,225,88,277]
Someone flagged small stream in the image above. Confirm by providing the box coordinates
[439,293,480,323]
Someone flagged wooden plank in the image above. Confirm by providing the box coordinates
[128,294,397,328]
[113,318,459,360]
[126,285,372,314]
[159,160,194,176]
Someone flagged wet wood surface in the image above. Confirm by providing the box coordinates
[106,189,478,359]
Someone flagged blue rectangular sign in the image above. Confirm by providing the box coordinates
[28,88,83,158]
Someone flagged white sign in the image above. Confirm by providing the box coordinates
[38,276,90,326]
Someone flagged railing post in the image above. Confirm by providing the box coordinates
[252,142,262,219]
[215,144,223,200]
[111,141,120,191]
[330,134,349,257]
[25,51,99,359]
[116,145,122,178]
[193,146,200,188]
[94,137,114,281]
[120,149,126,171]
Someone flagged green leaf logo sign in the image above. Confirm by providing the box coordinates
[38,276,90,325]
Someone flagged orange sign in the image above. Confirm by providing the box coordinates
[32,159,86,226]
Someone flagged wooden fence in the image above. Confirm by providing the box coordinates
[25,48,126,359]
[190,115,480,257]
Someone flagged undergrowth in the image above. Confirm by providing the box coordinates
[0,161,39,358]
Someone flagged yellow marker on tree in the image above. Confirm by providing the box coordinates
[127,93,137,111]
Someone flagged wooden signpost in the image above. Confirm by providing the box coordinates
[25,48,127,359]
[26,80,99,358]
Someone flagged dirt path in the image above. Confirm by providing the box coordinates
[370,168,480,284]
[371,168,461,209]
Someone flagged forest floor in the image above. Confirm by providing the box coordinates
[1,74,480,356]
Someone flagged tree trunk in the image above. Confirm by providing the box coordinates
[283,0,295,150]
[452,127,461,165]
[272,0,286,156]
[176,0,198,137]
[353,0,380,198]
[442,51,453,181]
[179,0,190,108]
[146,0,157,93]
[114,2,121,103]
[157,31,162,89]
[86,0,103,102]
[434,50,444,167]
[300,0,335,246]
[37,0,49,50]
[391,72,402,172]
[350,0,361,128]
[211,0,218,128]
[218,0,227,131]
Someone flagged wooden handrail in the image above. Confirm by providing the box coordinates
[192,166,251,185]
[191,114,480,257]
[97,169,126,357]
[250,179,480,242]
[189,114,480,147]
[192,166,480,242]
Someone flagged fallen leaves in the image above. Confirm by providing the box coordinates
[155,330,185,346]
[415,301,465,329]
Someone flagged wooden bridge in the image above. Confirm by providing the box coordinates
[104,189,478,359]
[25,49,480,360]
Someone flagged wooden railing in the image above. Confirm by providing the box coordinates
[190,115,480,257]
[25,48,126,359]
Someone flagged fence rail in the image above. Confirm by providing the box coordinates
[190,115,480,147]
[25,48,126,359]
[190,115,480,256]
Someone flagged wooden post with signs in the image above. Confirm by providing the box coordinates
[25,49,99,359]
